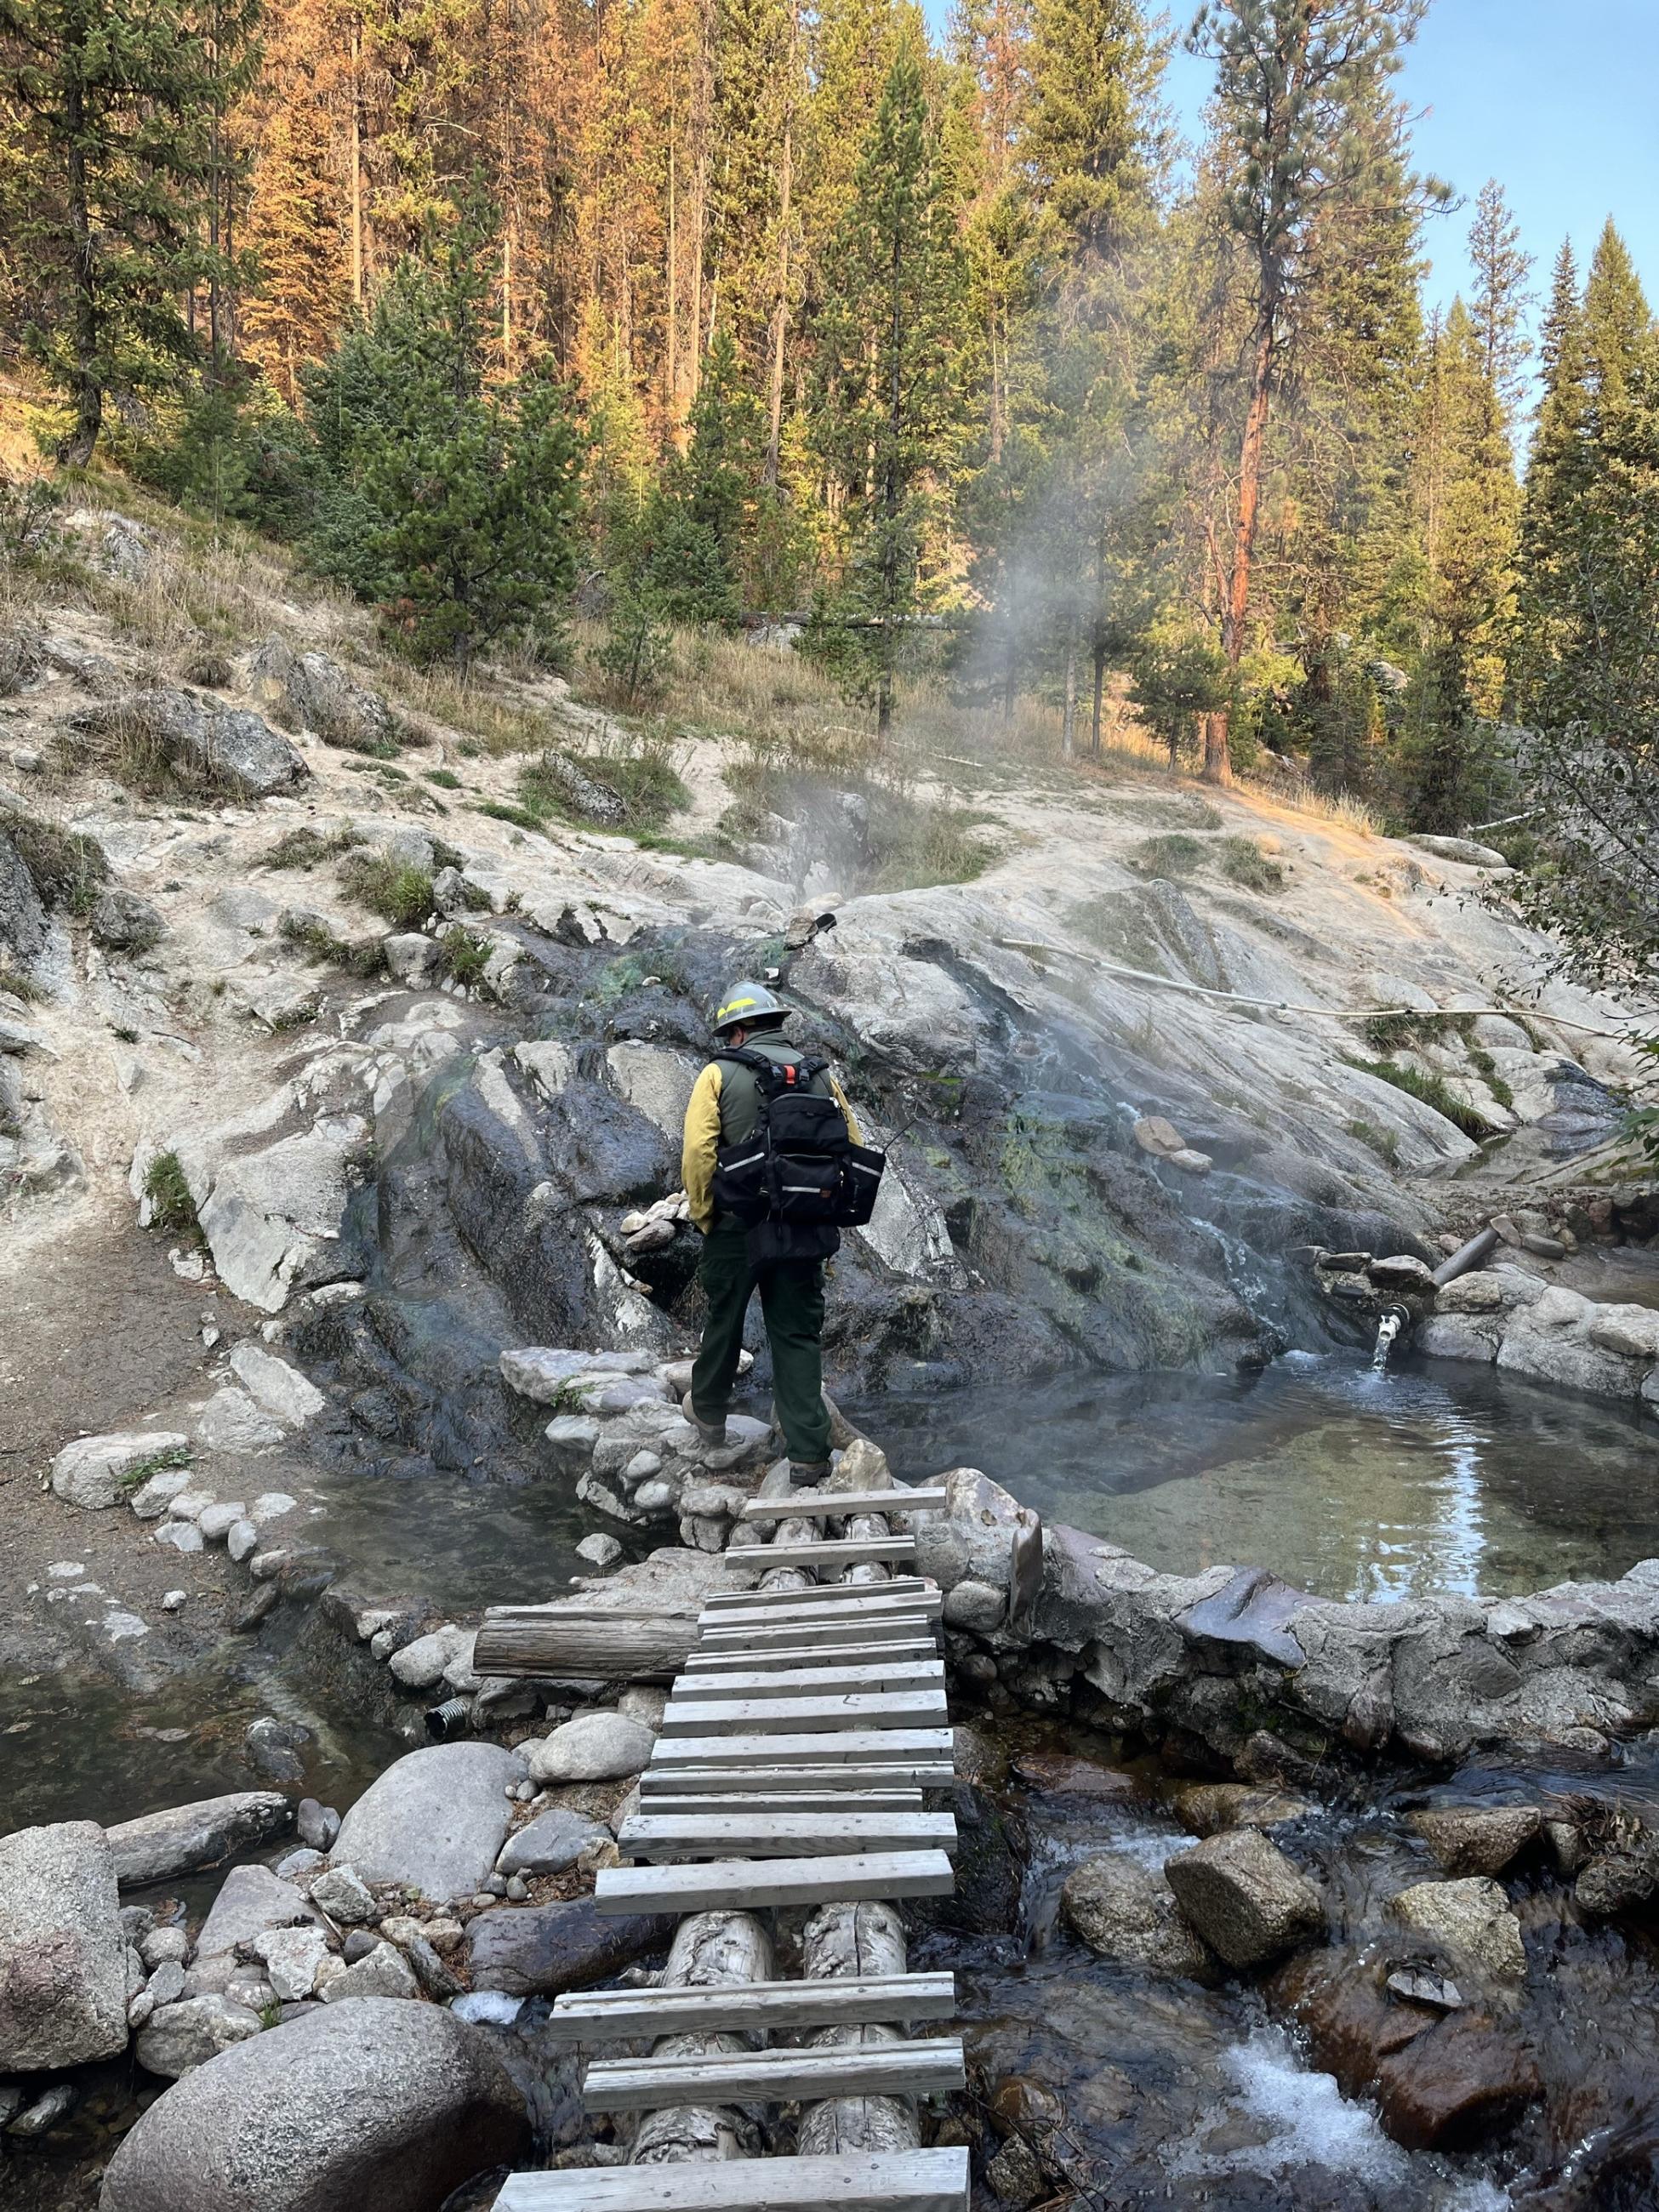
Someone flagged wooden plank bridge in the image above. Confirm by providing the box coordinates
[492,1484,969,2212]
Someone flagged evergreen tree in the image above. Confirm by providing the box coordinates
[1187,0,1430,783]
[305,213,585,664]
[241,1,346,404]
[810,31,966,733]
[0,0,261,465]
[1466,177,1532,446]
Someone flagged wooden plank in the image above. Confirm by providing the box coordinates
[669,1661,944,1699]
[640,1763,954,1796]
[703,1576,935,1610]
[583,2036,966,2112]
[697,1616,938,1654]
[700,1600,940,1638]
[619,1810,958,1860]
[594,1848,956,1915]
[648,1728,955,1769]
[661,1690,949,1737]
[740,1489,949,1522]
[547,1970,955,2042]
[723,1537,919,1573]
[683,1640,940,1673]
[637,1791,926,1815]
[492,2146,970,2211]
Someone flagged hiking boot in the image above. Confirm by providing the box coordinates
[681,1392,727,1447]
[789,1459,831,1485]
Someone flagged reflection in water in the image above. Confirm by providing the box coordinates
[864,1350,1659,1600]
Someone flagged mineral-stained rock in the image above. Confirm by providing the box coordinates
[1060,1853,1218,1981]
[1170,1783,1314,1837]
[1388,1878,1526,1980]
[1162,1828,1323,1970]
[1405,1804,1541,1878]
[1373,2014,1542,2150]
[1575,1851,1659,1917]
[106,1792,292,1886]
[466,1896,674,1995]
[99,1998,528,2211]
[0,1821,128,2070]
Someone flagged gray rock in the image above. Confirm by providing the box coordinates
[496,1807,610,1878]
[229,1342,328,1428]
[1060,1853,1217,1980]
[0,1821,128,2069]
[69,687,309,799]
[194,1865,320,1959]
[8,2083,77,2137]
[252,1927,336,2003]
[276,1848,325,1880]
[1163,1828,1324,1970]
[196,1384,285,1453]
[50,1430,190,1510]
[107,1792,291,1886]
[138,1926,189,1971]
[941,1577,1006,1633]
[246,636,396,755]
[91,887,163,953]
[575,1532,624,1570]
[388,1625,470,1689]
[197,1501,247,1543]
[1387,1967,1464,2010]
[1406,834,1509,869]
[297,1799,340,1851]
[0,824,49,966]
[1170,1783,1314,1837]
[331,1743,527,1900]
[155,1519,204,1554]
[317,1939,419,2003]
[99,1998,528,2212]
[245,1715,310,1785]
[375,1918,461,2000]
[134,1993,264,2078]
[129,1467,194,1518]
[145,1960,186,2008]
[310,1865,376,1925]
[1388,1878,1526,1979]
[466,1896,675,1996]
[525,1712,654,1786]
[383,933,440,987]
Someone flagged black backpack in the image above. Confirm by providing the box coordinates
[710,1046,887,1262]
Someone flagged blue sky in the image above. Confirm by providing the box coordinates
[1159,0,1659,334]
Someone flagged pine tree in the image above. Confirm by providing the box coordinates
[241,0,347,403]
[1186,0,1430,782]
[810,30,966,732]
[0,0,261,465]
[1466,177,1531,446]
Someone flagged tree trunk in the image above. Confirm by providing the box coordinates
[1208,307,1277,787]
[349,17,364,307]
[764,31,795,491]
[1091,639,1106,757]
[1061,613,1079,761]
[796,1900,919,2158]
[59,80,100,468]
[631,1910,772,2166]
[473,1606,699,1680]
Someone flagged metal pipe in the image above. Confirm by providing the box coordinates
[425,1695,471,1741]
[1431,1224,1501,1288]
[1371,1306,1409,1370]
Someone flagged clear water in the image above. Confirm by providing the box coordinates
[865,1350,1659,1602]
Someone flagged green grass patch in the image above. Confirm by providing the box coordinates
[516,737,690,835]
[1218,835,1286,892]
[3,809,111,915]
[259,826,361,872]
[864,801,1001,892]
[117,1442,192,1492]
[144,1149,202,1240]
[1345,1116,1402,1168]
[472,800,543,834]
[426,768,464,790]
[436,926,492,989]
[1468,1046,1516,1112]
[276,912,386,977]
[1130,832,1207,879]
[1343,1054,1493,1140]
[339,851,435,928]
[0,964,47,1004]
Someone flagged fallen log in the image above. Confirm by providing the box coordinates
[630,1908,772,2167]
[797,1898,921,2160]
[473,1605,699,1682]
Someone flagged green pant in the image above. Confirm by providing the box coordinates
[691,1224,830,1463]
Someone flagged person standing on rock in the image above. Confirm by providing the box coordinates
[681,981,873,1481]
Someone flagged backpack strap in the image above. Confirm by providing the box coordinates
[714,1047,829,1097]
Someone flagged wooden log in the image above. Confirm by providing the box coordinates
[584,2037,965,2112]
[660,1691,949,1739]
[493,2146,971,2209]
[740,1489,949,1522]
[618,1810,959,1860]
[639,1764,955,1797]
[799,1900,924,2164]
[474,1605,699,1682]
[629,1908,772,2170]
[595,1850,956,1916]
[547,1971,955,2044]
[724,1537,918,1574]
[647,1728,954,1770]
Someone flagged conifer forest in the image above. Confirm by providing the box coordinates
[0,0,1656,975]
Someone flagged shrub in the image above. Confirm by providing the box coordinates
[437,925,492,988]
[4,809,111,915]
[1219,836,1286,892]
[0,965,47,1004]
[1130,833,1206,878]
[259,826,361,871]
[1344,1054,1492,1140]
[339,851,435,926]
[144,1150,202,1240]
